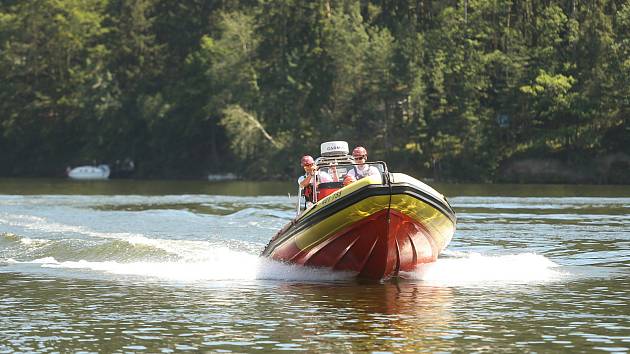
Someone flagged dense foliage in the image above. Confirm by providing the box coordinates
[1,0,628,181]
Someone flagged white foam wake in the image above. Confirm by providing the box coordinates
[402,252,563,285]
[0,212,239,261]
[8,246,563,284]
[23,248,353,282]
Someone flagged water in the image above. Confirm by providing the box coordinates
[1,179,629,353]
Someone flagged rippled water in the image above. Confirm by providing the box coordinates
[1,179,628,353]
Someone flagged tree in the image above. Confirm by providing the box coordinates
[0,0,114,175]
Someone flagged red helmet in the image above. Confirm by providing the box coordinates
[300,155,315,166]
[352,146,367,157]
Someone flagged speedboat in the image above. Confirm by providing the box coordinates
[261,141,456,280]
[66,164,110,180]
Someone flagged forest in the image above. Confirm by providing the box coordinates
[0,0,628,183]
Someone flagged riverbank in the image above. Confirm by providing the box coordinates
[497,153,630,184]
[2,152,629,185]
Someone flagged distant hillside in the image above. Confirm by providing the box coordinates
[0,1,628,183]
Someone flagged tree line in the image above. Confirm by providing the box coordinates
[1,0,628,182]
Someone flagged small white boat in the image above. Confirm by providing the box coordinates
[66,165,110,180]
[207,173,237,182]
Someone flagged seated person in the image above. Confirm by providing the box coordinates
[346,146,379,180]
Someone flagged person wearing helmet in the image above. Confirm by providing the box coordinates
[298,155,316,190]
[346,146,379,180]
[298,155,332,207]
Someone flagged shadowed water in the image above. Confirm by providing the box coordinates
[0,179,628,352]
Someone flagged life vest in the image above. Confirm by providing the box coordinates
[303,184,313,203]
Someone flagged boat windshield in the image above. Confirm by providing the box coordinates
[296,160,388,215]
[317,162,385,184]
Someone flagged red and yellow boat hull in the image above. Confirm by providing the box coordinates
[261,173,456,280]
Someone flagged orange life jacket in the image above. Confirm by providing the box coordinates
[303,184,313,203]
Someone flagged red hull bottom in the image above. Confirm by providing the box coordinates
[274,209,441,280]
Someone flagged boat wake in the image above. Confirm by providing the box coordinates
[402,250,564,285]
[3,249,562,286]
[3,254,356,283]
[2,232,562,284]
[1,231,354,282]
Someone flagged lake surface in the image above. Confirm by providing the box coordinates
[1,179,628,353]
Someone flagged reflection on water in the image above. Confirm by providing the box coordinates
[2,272,627,353]
[0,273,457,353]
[0,179,628,352]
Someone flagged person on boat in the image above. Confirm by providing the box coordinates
[346,146,379,180]
[298,155,316,189]
[298,155,333,207]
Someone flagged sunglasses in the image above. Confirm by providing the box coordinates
[354,156,366,160]
[303,163,313,167]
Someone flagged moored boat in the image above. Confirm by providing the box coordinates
[66,164,110,180]
[207,172,238,182]
[261,141,456,280]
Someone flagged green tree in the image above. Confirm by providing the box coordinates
[103,0,167,175]
[0,0,113,175]
[420,2,488,179]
